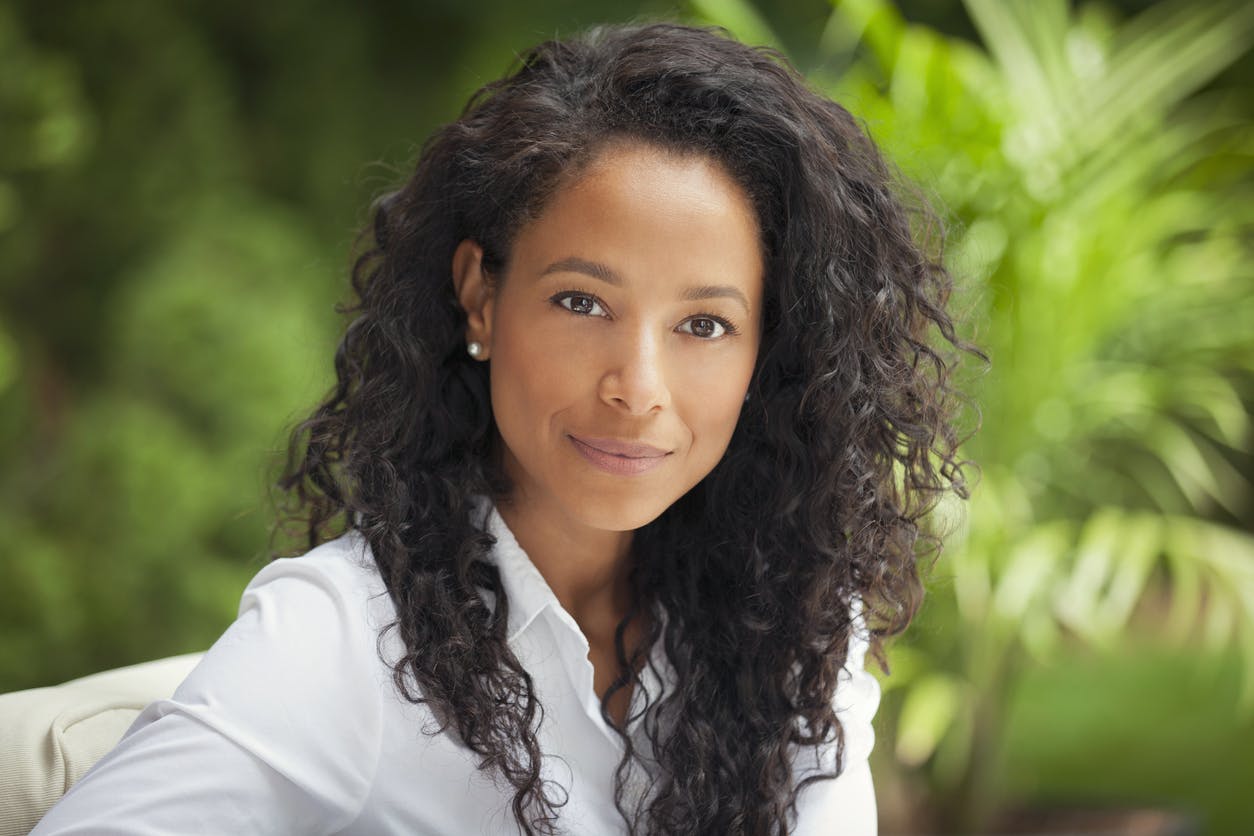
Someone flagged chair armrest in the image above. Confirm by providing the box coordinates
[0,653,204,836]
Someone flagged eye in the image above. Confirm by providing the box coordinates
[678,316,732,339]
[553,292,608,318]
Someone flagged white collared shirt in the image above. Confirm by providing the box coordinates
[32,504,879,834]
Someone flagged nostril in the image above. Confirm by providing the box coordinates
[598,359,672,414]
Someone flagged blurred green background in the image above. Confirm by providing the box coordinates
[2,0,1251,833]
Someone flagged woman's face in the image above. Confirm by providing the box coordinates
[455,142,764,533]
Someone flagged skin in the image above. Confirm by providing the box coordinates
[452,141,764,725]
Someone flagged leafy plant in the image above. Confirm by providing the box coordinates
[692,0,1254,830]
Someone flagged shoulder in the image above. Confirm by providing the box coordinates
[222,531,399,659]
[240,531,386,619]
[29,534,394,833]
[153,532,392,800]
[834,613,880,765]
[788,611,881,767]
[189,530,395,706]
[789,605,882,834]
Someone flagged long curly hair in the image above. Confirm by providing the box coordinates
[279,21,975,836]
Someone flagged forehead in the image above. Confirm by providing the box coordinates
[506,142,765,301]
[562,140,760,232]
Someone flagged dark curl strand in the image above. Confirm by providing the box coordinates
[278,22,979,836]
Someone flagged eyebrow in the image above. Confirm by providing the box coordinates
[540,256,752,313]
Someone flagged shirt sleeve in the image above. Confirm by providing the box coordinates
[30,550,384,836]
[791,608,882,836]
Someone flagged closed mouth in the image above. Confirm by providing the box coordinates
[568,435,671,458]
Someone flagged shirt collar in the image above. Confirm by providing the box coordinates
[477,497,562,642]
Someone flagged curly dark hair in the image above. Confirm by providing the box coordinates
[279,21,975,836]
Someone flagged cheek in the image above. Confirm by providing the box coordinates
[679,352,754,449]
[488,315,583,433]
[487,318,536,438]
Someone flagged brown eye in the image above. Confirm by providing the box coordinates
[680,317,727,339]
[554,293,607,317]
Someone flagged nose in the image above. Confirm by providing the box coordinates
[598,325,672,415]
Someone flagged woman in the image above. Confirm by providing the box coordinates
[33,21,971,836]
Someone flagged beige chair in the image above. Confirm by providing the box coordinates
[0,653,203,836]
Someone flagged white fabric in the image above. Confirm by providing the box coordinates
[30,504,879,835]
[0,653,202,836]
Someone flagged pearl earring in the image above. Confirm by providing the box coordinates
[467,341,483,359]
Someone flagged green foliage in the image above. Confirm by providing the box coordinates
[693,0,1254,829]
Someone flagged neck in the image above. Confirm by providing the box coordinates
[494,491,636,637]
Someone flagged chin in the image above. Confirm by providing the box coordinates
[562,488,677,533]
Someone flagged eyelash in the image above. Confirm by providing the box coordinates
[548,290,740,339]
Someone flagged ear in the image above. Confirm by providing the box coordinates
[451,239,495,359]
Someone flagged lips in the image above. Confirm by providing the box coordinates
[567,434,671,476]
[570,436,670,458]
